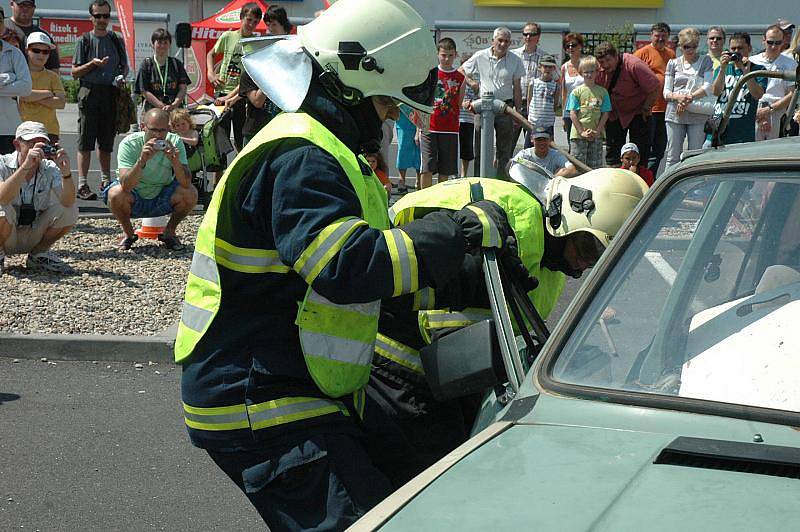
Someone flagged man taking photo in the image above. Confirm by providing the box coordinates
[0,121,76,273]
[104,108,196,251]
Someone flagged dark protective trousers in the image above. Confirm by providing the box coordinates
[647,112,667,174]
[604,114,651,168]
[208,432,392,531]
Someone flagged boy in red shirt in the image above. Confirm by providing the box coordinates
[620,142,654,186]
[418,37,465,189]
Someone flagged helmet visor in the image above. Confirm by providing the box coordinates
[507,157,552,204]
[401,67,438,111]
[572,231,606,268]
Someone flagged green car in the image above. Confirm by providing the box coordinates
[354,136,800,531]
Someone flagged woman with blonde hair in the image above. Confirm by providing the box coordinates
[663,27,714,168]
[560,32,585,140]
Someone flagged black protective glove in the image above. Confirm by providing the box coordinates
[498,238,539,293]
[451,200,514,252]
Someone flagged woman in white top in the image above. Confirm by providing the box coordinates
[663,27,714,168]
[560,32,585,142]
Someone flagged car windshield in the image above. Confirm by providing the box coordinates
[549,172,800,413]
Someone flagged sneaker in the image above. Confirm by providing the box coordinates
[118,234,138,250]
[158,234,185,251]
[100,176,111,192]
[76,183,97,201]
[26,252,71,273]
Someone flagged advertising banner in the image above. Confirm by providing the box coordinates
[474,0,663,6]
[115,0,137,72]
[438,30,564,70]
[40,17,164,76]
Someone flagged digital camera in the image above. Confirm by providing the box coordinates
[42,144,58,157]
[153,139,169,151]
[727,51,742,63]
[18,203,37,226]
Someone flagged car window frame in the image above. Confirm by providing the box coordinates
[536,159,800,428]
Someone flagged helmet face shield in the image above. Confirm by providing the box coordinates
[508,156,552,204]
[571,231,606,268]
[401,67,438,111]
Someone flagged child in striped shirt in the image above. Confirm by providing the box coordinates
[527,54,560,147]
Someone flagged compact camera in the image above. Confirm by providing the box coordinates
[727,51,742,63]
[42,144,58,157]
[18,203,37,226]
[153,139,169,151]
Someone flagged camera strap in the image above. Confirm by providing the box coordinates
[20,167,40,207]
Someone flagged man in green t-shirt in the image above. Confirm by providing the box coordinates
[206,2,262,152]
[104,108,196,251]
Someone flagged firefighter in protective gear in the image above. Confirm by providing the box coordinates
[174,0,518,529]
[363,169,648,487]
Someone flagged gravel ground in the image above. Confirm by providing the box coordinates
[0,215,201,336]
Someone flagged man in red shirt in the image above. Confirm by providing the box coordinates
[634,23,675,176]
[596,41,660,168]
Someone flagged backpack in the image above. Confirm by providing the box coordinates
[78,31,135,134]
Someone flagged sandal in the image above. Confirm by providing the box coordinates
[158,234,185,251]
[118,234,138,250]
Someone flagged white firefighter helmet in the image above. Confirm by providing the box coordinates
[242,0,437,114]
[544,168,648,248]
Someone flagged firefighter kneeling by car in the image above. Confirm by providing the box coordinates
[362,165,648,488]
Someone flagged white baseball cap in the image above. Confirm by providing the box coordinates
[620,142,639,156]
[16,121,50,141]
[26,32,56,50]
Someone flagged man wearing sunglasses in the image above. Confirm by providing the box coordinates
[751,24,798,140]
[71,0,129,201]
[706,26,726,70]
[5,0,60,71]
[512,22,555,148]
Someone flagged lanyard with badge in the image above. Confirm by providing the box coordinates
[154,55,170,99]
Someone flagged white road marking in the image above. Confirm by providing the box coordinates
[645,251,677,286]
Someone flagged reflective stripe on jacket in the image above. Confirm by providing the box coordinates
[176,112,419,438]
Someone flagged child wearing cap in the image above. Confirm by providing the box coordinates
[619,142,653,186]
[19,32,64,142]
[526,55,560,147]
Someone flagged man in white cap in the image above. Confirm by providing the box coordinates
[0,121,76,273]
[513,127,577,177]
[776,18,795,55]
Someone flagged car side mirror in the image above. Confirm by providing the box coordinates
[420,319,506,401]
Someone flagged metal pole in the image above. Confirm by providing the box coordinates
[479,91,495,178]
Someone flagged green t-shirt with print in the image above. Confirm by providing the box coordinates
[212,30,244,94]
[117,132,188,199]
[566,84,612,140]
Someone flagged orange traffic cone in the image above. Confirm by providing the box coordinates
[135,216,168,239]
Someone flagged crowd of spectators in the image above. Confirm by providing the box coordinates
[1,3,799,275]
[422,19,799,185]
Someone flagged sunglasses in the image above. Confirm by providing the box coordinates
[565,42,580,49]
[28,48,50,55]
[682,45,698,50]
[91,13,111,19]
[708,36,724,41]
[765,40,783,46]
[522,32,540,37]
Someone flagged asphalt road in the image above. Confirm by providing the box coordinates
[0,275,584,531]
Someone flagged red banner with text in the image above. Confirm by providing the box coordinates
[115,0,136,74]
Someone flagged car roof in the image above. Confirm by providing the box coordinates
[674,136,800,173]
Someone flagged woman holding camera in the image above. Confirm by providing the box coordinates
[19,32,65,143]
